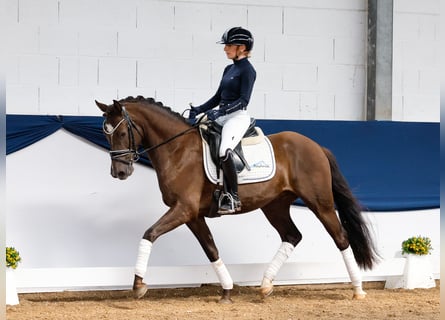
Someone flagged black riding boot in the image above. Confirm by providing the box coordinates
[218,149,241,214]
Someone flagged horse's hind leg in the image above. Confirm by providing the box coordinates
[187,217,234,304]
[303,197,367,300]
[260,199,302,298]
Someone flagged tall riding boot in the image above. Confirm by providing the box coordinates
[218,149,241,214]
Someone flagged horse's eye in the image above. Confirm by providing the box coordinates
[119,131,126,138]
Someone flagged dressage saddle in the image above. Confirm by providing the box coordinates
[199,118,258,174]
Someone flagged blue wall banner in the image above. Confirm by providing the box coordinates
[6,115,439,212]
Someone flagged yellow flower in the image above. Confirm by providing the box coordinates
[6,247,21,269]
[401,236,432,256]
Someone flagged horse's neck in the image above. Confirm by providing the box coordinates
[137,105,193,166]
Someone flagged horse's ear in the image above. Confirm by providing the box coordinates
[113,100,123,113]
[95,100,108,114]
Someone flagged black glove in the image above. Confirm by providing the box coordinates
[187,105,203,124]
[206,109,223,121]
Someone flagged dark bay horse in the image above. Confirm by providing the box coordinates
[96,96,378,303]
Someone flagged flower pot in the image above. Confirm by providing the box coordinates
[385,254,436,289]
[6,268,19,305]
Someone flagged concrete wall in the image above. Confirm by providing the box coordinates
[392,0,440,121]
[1,0,440,121]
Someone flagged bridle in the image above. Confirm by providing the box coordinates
[103,106,200,166]
[103,106,143,166]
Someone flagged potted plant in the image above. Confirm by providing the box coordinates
[401,236,433,256]
[385,235,436,290]
[6,246,21,305]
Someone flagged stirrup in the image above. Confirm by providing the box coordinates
[217,192,241,214]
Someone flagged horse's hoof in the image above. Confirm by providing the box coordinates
[219,289,233,304]
[133,284,148,299]
[218,297,233,304]
[352,292,367,300]
[260,285,274,299]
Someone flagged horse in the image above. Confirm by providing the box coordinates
[95,96,379,303]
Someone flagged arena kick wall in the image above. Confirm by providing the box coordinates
[3,0,440,292]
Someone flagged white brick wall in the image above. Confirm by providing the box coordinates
[392,0,439,122]
[1,0,439,121]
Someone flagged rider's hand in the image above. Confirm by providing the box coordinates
[206,109,222,121]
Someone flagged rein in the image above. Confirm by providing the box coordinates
[104,107,201,164]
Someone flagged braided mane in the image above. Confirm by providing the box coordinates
[119,95,189,125]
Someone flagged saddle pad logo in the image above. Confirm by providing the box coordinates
[202,136,276,185]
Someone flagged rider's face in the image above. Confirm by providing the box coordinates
[224,44,246,60]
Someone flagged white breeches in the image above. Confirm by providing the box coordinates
[216,110,250,157]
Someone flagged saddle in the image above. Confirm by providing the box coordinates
[199,118,258,174]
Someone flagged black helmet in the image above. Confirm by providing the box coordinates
[217,27,254,51]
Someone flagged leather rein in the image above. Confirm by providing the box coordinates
[103,107,200,165]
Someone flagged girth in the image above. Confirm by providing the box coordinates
[199,118,258,173]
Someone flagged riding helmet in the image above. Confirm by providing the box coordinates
[217,27,254,51]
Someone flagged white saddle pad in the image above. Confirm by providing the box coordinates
[201,127,276,185]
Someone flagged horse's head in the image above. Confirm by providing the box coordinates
[96,99,143,180]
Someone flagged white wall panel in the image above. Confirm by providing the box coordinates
[137,59,175,89]
[247,6,283,35]
[59,0,137,29]
[39,85,79,114]
[1,24,39,55]
[252,62,283,92]
[98,58,136,87]
[78,87,119,115]
[19,55,59,85]
[174,3,213,32]
[264,91,299,119]
[173,61,211,90]
[39,26,78,56]
[58,57,79,86]
[0,0,18,25]
[208,4,248,32]
[266,35,333,64]
[78,28,118,57]
[334,93,365,120]
[5,85,39,114]
[284,8,365,38]
[137,1,174,30]
[318,64,365,94]
[282,64,317,91]
[18,0,59,25]
[118,29,160,58]
[392,0,439,122]
[334,37,366,65]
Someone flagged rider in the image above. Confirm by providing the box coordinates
[189,27,256,214]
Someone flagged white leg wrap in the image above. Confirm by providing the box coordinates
[341,246,362,288]
[212,258,233,290]
[135,239,152,278]
[262,242,295,286]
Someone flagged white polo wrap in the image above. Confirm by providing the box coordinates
[135,239,153,278]
[341,245,362,288]
[263,242,295,283]
[212,258,233,290]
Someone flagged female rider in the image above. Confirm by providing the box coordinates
[189,27,256,214]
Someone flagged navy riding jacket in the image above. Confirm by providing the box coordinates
[197,58,256,115]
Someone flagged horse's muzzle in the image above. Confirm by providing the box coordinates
[111,160,134,180]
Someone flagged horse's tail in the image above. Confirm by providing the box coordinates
[323,147,379,270]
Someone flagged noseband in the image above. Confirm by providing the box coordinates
[103,107,142,166]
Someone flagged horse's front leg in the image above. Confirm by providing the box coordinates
[187,217,234,304]
[132,206,190,299]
